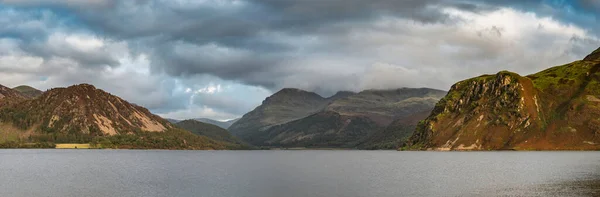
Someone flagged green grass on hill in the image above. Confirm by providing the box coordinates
[527,60,592,93]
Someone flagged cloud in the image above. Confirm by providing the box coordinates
[0,0,599,120]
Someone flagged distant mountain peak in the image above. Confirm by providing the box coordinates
[13,85,43,99]
[584,47,600,61]
[262,88,324,105]
[0,84,27,106]
[272,88,322,97]
[328,91,356,100]
[68,83,98,91]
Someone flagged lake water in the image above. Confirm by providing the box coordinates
[1,150,599,197]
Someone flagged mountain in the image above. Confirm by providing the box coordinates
[0,84,242,149]
[175,119,246,145]
[165,118,240,129]
[260,88,446,148]
[165,118,180,123]
[230,87,446,148]
[13,85,43,98]
[407,47,600,151]
[1,84,170,135]
[195,118,239,129]
[358,110,432,149]
[0,84,26,108]
[228,88,333,143]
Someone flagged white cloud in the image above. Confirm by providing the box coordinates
[64,35,105,52]
[196,84,222,94]
[157,105,239,121]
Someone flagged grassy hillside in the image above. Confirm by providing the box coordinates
[407,48,600,150]
[13,85,43,98]
[176,119,248,146]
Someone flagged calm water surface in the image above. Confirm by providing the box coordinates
[1,150,599,197]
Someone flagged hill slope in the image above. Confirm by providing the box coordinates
[407,48,600,150]
[0,84,27,108]
[228,88,333,144]
[0,84,241,149]
[195,118,239,129]
[176,119,245,145]
[13,85,43,98]
[0,84,170,135]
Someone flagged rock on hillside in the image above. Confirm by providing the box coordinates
[0,84,171,135]
[13,85,43,99]
[407,48,600,150]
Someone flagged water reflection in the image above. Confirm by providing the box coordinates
[494,173,600,197]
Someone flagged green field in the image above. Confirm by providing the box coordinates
[55,144,92,149]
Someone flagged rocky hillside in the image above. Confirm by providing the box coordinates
[13,85,43,98]
[407,47,600,150]
[232,88,445,148]
[228,88,334,143]
[0,84,170,135]
[0,84,26,108]
[0,83,244,149]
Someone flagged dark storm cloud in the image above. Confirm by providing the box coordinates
[0,0,599,119]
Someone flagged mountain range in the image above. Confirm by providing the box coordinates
[229,88,446,149]
[167,118,239,129]
[406,47,600,150]
[1,47,599,150]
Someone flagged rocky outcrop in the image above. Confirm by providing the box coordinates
[407,48,600,150]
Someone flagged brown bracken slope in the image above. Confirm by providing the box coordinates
[0,83,246,149]
[407,47,600,150]
[1,84,170,135]
[0,84,26,108]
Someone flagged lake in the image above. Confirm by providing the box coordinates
[0,150,599,197]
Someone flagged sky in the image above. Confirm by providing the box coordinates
[0,0,599,121]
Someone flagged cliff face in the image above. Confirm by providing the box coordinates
[407,49,600,150]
